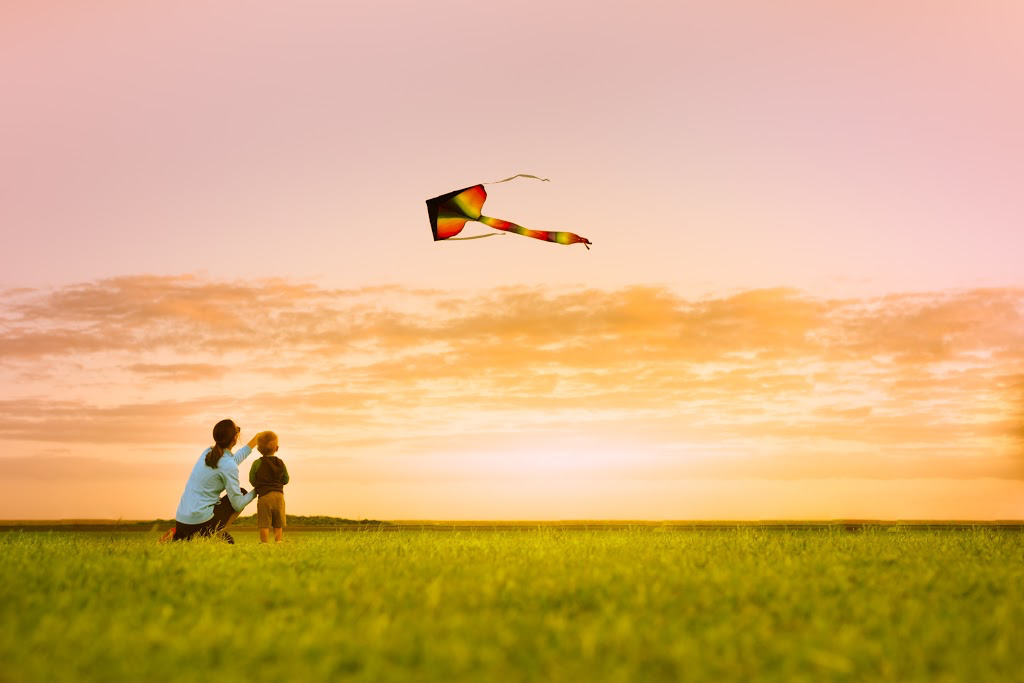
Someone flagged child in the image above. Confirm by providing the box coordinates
[248,431,290,543]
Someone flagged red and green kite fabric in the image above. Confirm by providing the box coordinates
[426,175,591,249]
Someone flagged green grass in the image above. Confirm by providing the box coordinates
[1,529,1021,682]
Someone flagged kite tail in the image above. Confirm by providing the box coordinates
[478,215,591,249]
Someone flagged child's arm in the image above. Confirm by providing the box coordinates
[281,461,290,486]
[248,458,261,489]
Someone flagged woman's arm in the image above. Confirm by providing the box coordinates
[222,462,257,512]
[245,431,267,450]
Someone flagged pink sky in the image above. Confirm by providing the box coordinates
[1,2,1022,519]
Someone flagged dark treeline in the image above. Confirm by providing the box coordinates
[231,514,390,527]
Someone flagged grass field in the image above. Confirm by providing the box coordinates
[1,529,1022,682]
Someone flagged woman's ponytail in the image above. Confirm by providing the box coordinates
[205,444,224,468]
[206,419,238,468]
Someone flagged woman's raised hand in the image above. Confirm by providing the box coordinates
[246,431,266,450]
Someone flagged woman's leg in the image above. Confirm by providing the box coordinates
[207,494,242,543]
[220,508,242,532]
[172,493,245,543]
[172,521,209,541]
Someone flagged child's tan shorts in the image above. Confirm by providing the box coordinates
[257,491,286,529]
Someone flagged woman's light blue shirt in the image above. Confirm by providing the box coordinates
[175,446,257,525]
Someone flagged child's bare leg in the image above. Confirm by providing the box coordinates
[274,527,283,543]
[259,528,270,543]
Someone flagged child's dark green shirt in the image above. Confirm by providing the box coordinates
[248,456,290,497]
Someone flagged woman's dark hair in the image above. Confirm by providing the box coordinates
[206,419,239,468]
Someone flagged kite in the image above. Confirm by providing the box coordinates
[426,175,591,249]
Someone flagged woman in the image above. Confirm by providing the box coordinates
[171,419,267,543]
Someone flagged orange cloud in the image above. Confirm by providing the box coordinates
[1,276,1021,493]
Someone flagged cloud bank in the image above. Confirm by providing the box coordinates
[1,276,1022,515]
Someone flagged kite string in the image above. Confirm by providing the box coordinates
[484,174,550,185]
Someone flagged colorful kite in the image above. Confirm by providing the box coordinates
[426,175,591,249]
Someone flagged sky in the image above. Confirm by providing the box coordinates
[1,1,1022,520]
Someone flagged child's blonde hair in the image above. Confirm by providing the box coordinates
[257,431,278,456]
